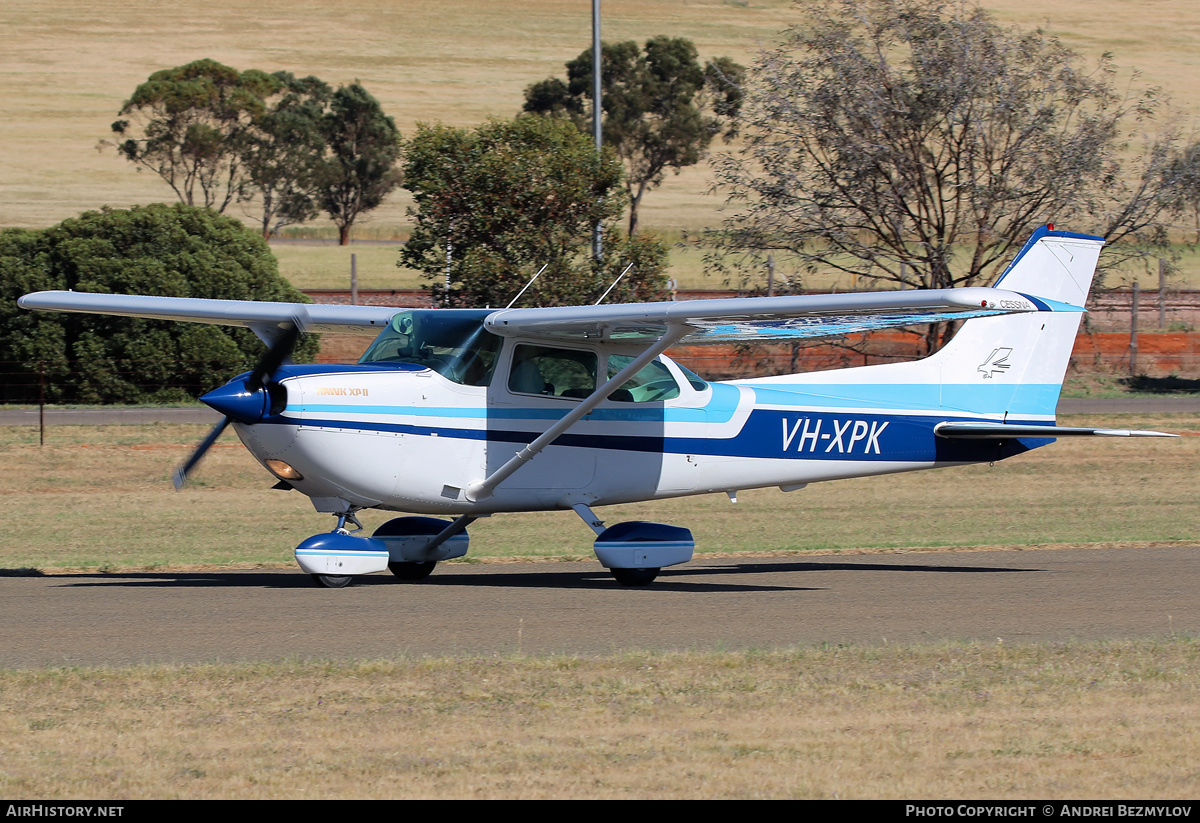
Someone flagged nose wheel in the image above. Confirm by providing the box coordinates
[297,508,389,588]
[610,567,659,586]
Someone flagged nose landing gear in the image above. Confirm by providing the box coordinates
[296,508,390,588]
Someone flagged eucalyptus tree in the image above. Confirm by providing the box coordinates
[400,115,667,308]
[524,37,742,235]
[241,73,332,238]
[109,59,281,213]
[707,0,1192,350]
[314,83,403,245]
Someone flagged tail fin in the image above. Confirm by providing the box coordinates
[925,227,1103,419]
[745,227,1103,422]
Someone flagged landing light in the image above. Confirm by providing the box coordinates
[266,459,303,481]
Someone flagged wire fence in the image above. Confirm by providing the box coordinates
[4,330,1196,414]
[0,362,223,406]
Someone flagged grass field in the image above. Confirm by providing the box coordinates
[3,4,1199,798]
[0,414,1194,572]
[2,640,1199,798]
[0,420,1194,799]
[5,1,1200,289]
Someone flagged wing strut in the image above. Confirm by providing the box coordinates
[465,324,691,502]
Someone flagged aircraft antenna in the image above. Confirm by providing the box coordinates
[594,262,634,305]
[505,264,549,309]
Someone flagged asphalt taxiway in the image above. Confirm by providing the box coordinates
[3,546,1196,668]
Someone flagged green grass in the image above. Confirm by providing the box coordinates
[270,232,744,291]
[270,241,414,291]
[1061,371,1200,398]
[269,233,1200,293]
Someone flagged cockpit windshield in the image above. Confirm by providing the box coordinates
[358,310,501,386]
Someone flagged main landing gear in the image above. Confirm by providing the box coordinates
[388,560,437,581]
[295,505,695,589]
[570,503,694,587]
[294,511,472,588]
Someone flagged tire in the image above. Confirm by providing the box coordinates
[610,567,659,586]
[311,574,354,588]
[388,561,437,581]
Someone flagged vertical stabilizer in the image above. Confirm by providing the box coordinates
[925,227,1103,418]
[742,227,1105,423]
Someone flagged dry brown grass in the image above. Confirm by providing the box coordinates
[0,415,1194,799]
[0,414,1194,572]
[4,0,1200,252]
[1,0,803,234]
[1,640,1198,798]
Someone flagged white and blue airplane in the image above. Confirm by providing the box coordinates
[18,226,1175,587]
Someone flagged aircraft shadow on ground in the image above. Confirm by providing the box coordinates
[1122,374,1200,393]
[27,557,1040,593]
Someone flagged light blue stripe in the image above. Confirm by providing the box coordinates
[297,382,743,424]
[748,383,1061,415]
[1025,295,1086,313]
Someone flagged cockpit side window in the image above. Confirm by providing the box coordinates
[358,310,500,386]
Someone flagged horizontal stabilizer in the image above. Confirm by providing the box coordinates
[935,422,1178,439]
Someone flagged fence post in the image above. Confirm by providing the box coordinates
[350,253,358,306]
[1159,257,1166,328]
[39,360,45,447]
[1129,282,1139,377]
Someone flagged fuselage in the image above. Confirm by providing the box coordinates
[230,327,1051,516]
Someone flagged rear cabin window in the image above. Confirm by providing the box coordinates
[508,345,597,398]
[607,355,681,402]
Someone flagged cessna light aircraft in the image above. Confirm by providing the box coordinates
[19,226,1174,587]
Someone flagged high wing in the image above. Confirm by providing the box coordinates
[20,285,1074,348]
[483,287,1080,344]
[17,292,398,344]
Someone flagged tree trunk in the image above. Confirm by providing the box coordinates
[627,183,647,236]
[338,223,351,245]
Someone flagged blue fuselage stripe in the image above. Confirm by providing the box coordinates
[270,407,1051,465]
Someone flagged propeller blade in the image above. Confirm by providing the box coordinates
[246,321,302,392]
[172,415,231,490]
[178,310,307,489]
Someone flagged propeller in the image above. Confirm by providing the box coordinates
[173,321,302,490]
